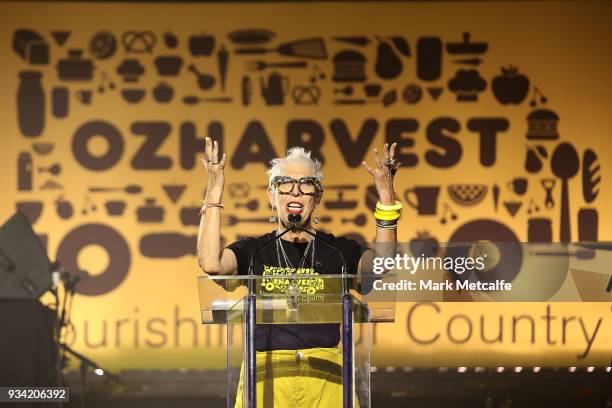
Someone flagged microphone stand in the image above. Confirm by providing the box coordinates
[244,226,295,408]
[280,214,354,408]
[60,344,119,408]
[53,267,76,408]
[246,213,350,290]
[280,218,349,289]
[52,266,92,408]
[244,216,353,408]
[244,214,356,408]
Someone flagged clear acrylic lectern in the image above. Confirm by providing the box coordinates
[197,274,396,408]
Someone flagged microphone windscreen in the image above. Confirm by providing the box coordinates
[288,213,302,224]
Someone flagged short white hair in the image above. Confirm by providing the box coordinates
[267,147,323,188]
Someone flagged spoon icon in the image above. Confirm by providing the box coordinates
[551,143,579,243]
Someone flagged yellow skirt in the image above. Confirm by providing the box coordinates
[234,347,344,408]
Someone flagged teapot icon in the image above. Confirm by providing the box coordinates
[260,72,289,105]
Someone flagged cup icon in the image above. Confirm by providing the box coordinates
[528,217,552,242]
[403,186,440,215]
[364,83,382,97]
[507,178,528,195]
[75,90,92,105]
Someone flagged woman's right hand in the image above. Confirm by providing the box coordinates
[202,137,227,195]
[198,137,237,276]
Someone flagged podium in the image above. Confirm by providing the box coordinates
[198,274,396,408]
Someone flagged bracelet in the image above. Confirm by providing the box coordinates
[202,201,224,208]
[374,200,403,222]
[374,210,401,221]
[376,219,398,229]
[200,201,224,215]
[374,209,401,221]
[377,224,397,230]
[376,200,404,212]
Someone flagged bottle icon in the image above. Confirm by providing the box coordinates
[17,71,45,137]
[18,152,33,191]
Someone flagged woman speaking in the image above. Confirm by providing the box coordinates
[197,138,402,407]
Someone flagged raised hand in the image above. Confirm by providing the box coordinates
[361,143,400,205]
[201,137,227,194]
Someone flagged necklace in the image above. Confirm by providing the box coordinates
[275,231,316,270]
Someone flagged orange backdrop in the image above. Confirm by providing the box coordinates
[0,1,610,369]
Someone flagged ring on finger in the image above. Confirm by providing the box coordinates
[382,158,398,167]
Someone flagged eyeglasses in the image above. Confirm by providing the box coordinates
[271,176,322,195]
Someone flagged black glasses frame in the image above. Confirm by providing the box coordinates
[271,176,323,195]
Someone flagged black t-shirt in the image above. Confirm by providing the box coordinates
[227,230,365,351]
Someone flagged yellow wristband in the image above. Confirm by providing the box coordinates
[376,200,404,212]
[374,209,401,221]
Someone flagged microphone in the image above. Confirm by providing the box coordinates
[62,269,90,291]
[284,213,349,285]
[69,270,90,283]
[49,261,88,285]
[247,212,350,293]
[50,261,63,292]
[246,221,295,287]
[246,213,308,278]
[287,213,301,225]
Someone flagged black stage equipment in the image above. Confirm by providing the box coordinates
[0,212,51,299]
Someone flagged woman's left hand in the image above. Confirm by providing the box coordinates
[361,143,400,205]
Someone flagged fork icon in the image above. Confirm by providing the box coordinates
[245,60,308,71]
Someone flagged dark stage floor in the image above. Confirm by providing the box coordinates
[58,367,611,408]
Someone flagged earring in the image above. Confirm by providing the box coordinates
[269,207,278,223]
[313,207,320,224]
